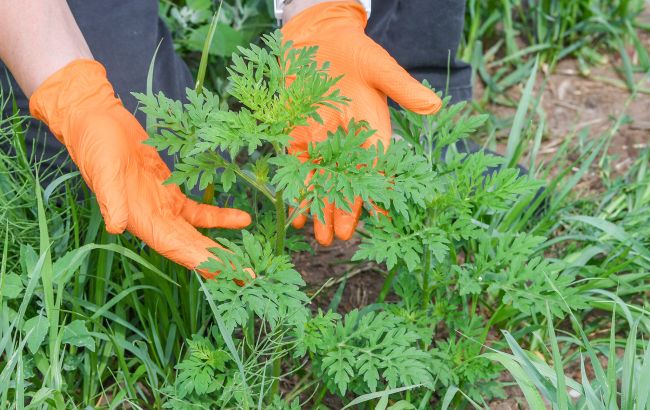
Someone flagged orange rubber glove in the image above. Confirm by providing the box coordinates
[29,60,251,278]
[282,1,442,246]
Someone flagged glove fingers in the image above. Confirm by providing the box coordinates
[290,201,309,229]
[313,200,335,246]
[333,197,363,241]
[290,169,315,229]
[364,42,442,115]
[352,103,393,150]
[140,213,226,278]
[289,118,334,158]
[81,127,130,234]
[138,207,255,281]
[181,198,252,229]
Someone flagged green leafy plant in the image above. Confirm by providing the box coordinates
[298,309,435,397]
[136,30,441,407]
[162,331,247,409]
[135,31,608,406]
[346,95,599,401]
[136,30,436,258]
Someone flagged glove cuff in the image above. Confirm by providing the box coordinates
[29,59,120,144]
[281,1,367,39]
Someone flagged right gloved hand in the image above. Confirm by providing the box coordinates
[29,59,252,278]
[281,1,442,246]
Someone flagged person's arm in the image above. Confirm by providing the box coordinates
[282,0,354,23]
[0,0,92,97]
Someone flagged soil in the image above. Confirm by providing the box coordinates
[476,28,650,196]
[292,223,386,314]
[289,20,650,410]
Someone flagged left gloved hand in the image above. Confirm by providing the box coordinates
[29,59,252,279]
[281,0,442,246]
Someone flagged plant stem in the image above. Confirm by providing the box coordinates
[274,190,286,256]
[313,385,328,407]
[244,310,255,354]
[270,356,282,399]
[422,260,430,310]
[233,167,276,203]
[269,189,287,401]
[376,269,397,303]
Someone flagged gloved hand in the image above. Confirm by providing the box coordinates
[29,60,251,278]
[281,1,442,246]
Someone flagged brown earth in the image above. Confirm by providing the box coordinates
[480,54,650,196]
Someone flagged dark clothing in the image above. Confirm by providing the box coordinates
[0,0,471,170]
[0,1,192,172]
[368,0,472,102]
[1,1,192,119]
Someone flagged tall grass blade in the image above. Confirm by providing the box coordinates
[341,384,423,409]
[35,180,63,390]
[483,351,546,409]
[545,303,569,410]
[505,59,538,167]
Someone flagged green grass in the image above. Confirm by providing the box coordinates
[464,0,649,105]
[481,306,650,409]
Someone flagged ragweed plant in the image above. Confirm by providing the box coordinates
[135,27,625,408]
[136,30,593,406]
[348,97,593,401]
[137,30,438,407]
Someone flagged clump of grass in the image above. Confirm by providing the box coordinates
[481,302,650,409]
[0,94,75,272]
[464,0,649,106]
[464,0,648,70]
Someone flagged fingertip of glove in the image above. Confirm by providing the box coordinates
[231,211,252,229]
[334,228,355,241]
[409,90,443,115]
[201,266,256,286]
[101,206,128,235]
[314,225,334,246]
[230,268,256,286]
[292,212,308,229]
[333,210,361,241]
[207,208,252,229]
[197,268,217,280]
[105,223,127,235]
[316,236,334,247]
